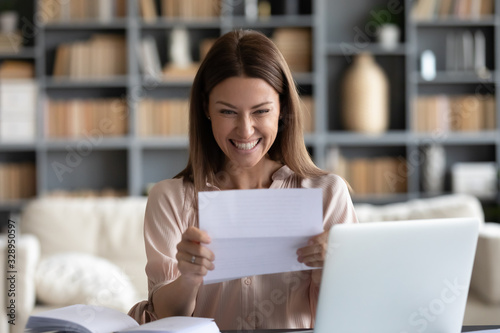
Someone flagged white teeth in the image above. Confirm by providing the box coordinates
[233,139,259,150]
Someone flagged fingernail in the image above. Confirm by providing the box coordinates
[296,250,302,256]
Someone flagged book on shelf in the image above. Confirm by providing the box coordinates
[0,162,36,201]
[0,60,34,79]
[0,79,37,142]
[413,94,496,133]
[46,98,128,138]
[412,0,494,20]
[53,34,127,80]
[140,0,158,22]
[26,304,220,333]
[39,0,127,23]
[160,0,220,18]
[301,96,315,134]
[138,99,189,137]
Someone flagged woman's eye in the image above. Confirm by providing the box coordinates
[220,109,236,115]
[255,109,270,114]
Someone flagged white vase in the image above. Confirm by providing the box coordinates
[422,144,446,193]
[341,53,389,134]
[377,24,400,51]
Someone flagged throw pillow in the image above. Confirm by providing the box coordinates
[35,252,137,313]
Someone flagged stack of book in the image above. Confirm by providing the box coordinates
[46,98,128,138]
[0,79,37,142]
[412,0,494,20]
[53,34,127,79]
[140,0,221,22]
[138,99,189,136]
[329,151,408,196]
[39,0,126,23]
[0,162,36,200]
[272,28,312,73]
[0,32,23,54]
[413,94,496,132]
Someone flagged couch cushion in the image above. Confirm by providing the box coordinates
[354,194,485,224]
[35,252,138,312]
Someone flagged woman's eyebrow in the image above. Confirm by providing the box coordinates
[214,101,273,109]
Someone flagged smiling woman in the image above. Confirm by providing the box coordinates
[128,30,358,331]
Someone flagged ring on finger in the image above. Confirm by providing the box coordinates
[190,255,196,264]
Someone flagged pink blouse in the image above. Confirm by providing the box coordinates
[129,165,358,330]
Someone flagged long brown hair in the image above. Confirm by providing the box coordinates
[176,30,326,193]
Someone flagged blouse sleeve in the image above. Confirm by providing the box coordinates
[130,178,194,322]
[303,173,358,323]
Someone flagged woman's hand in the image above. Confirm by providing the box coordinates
[176,226,215,285]
[296,230,329,268]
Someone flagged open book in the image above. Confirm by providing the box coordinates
[25,304,220,333]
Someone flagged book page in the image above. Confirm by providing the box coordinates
[199,188,323,284]
[26,304,138,333]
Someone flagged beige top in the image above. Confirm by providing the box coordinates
[129,165,358,330]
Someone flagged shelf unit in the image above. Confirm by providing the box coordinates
[0,0,499,226]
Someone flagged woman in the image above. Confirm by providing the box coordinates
[129,30,357,330]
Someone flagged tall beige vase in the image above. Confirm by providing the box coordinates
[341,53,389,134]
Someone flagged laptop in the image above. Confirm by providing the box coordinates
[311,217,479,333]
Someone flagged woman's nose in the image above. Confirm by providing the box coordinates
[236,114,254,138]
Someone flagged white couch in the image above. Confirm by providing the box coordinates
[0,194,499,332]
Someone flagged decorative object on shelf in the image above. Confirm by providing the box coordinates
[376,23,401,50]
[164,27,199,79]
[366,5,403,50]
[245,0,258,21]
[452,162,497,199]
[420,49,436,81]
[0,10,17,34]
[422,144,446,194]
[341,52,389,134]
[169,27,192,68]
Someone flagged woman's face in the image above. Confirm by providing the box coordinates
[208,76,280,170]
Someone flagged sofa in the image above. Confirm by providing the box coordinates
[0,193,499,333]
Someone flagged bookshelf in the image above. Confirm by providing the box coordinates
[0,0,499,226]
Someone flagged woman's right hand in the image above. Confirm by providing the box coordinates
[176,226,215,285]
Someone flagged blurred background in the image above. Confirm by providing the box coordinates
[0,0,498,228]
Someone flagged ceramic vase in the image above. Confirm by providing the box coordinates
[341,53,389,134]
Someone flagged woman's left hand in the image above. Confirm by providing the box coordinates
[296,230,329,268]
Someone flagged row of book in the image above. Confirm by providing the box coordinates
[140,0,221,22]
[0,163,36,200]
[53,34,127,79]
[272,28,312,73]
[412,0,495,20]
[39,0,126,23]
[333,155,408,196]
[46,99,128,138]
[138,99,189,136]
[0,79,38,142]
[413,94,496,133]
